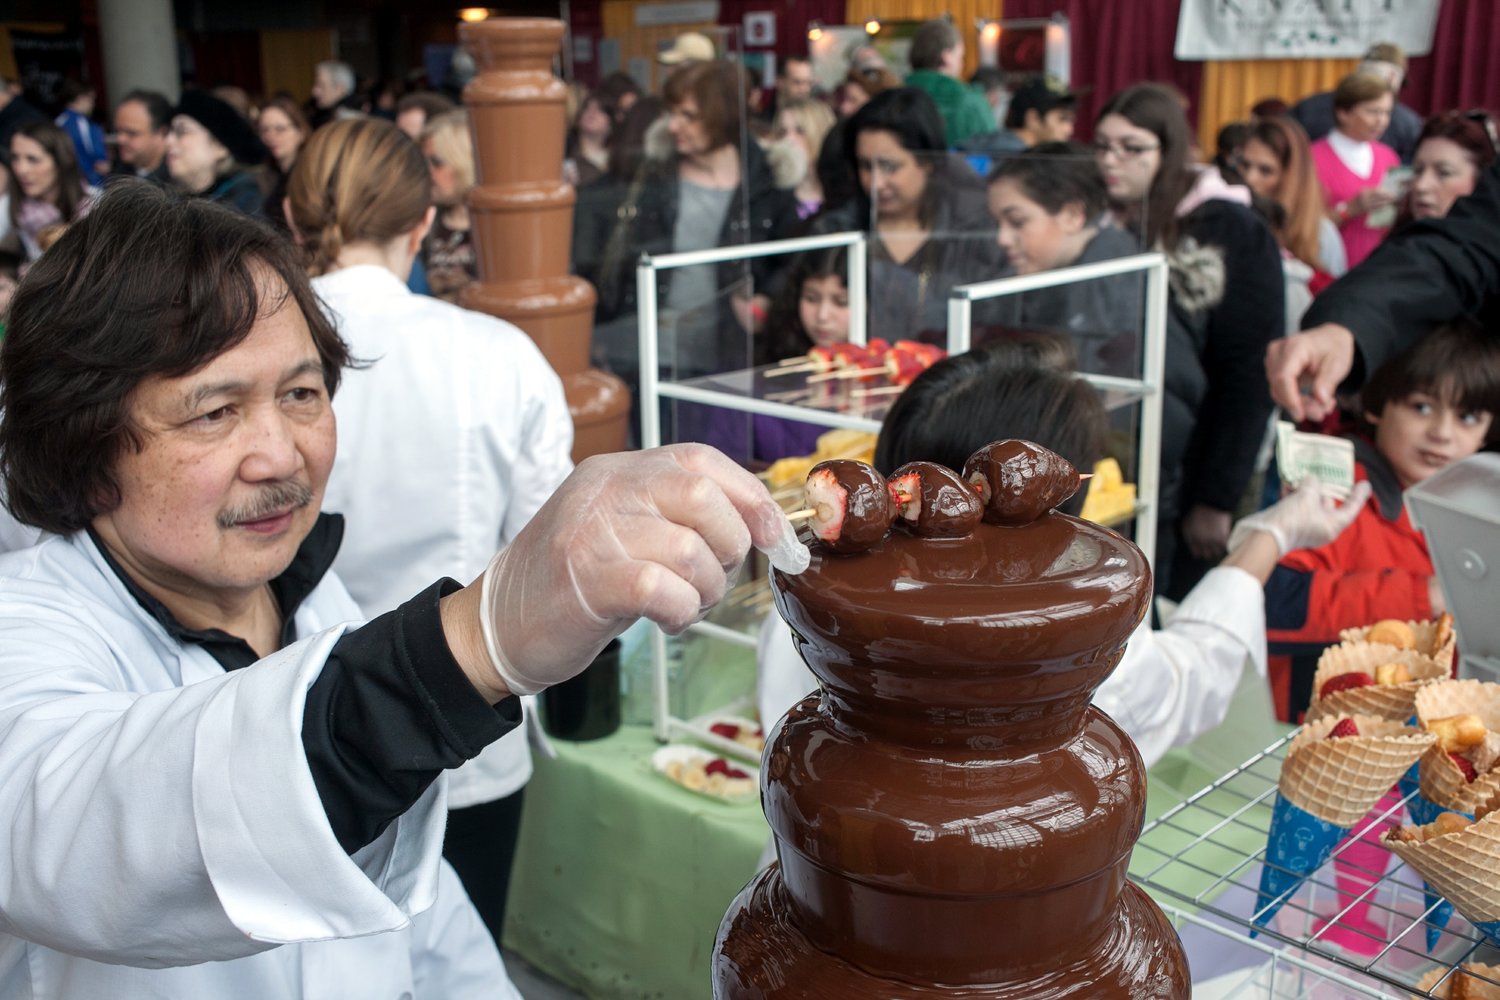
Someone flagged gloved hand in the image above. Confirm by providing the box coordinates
[478,444,808,695]
[1226,474,1373,558]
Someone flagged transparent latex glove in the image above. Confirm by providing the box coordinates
[1226,474,1373,558]
[479,444,808,695]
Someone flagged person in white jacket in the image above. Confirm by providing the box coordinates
[0,179,806,999]
[287,117,574,943]
[756,346,1371,767]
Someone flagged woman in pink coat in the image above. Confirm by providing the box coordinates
[1310,71,1400,268]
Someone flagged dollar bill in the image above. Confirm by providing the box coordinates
[1276,421,1356,499]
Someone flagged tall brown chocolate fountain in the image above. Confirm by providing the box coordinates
[714,511,1191,998]
[459,17,629,461]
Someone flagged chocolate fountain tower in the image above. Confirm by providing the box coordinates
[459,17,629,460]
[714,514,1190,997]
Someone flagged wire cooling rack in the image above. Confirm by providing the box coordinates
[1131,731,1500,998]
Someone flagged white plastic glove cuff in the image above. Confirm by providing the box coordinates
[477,546,546,697]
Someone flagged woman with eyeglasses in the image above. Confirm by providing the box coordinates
[1310,72,1399,268]
[256,96,310,231]
[1396,111,1499,228]
[1094,83,1285,600]
[419,110,479,304]
[164,89,267,217]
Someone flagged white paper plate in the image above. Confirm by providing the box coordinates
[651,744,758,802]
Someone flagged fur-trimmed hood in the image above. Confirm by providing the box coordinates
[1165,167,1253,314]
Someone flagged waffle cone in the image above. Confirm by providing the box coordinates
[1307,643,1447,722]
[1415,681,1500,813]
[1341,613,1457,668]
[1415,963,1500,999]
[1279,715,1436,827]
[1386,810,1500,926]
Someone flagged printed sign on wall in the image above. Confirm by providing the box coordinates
[1175,0,1440,60]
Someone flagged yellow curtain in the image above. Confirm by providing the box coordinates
[1197,57,1358,153]
[844,0,1002,79]
[259,29,337,103]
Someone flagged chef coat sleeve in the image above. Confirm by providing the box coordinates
[304,578,521,854]
[1092,566,1267,769]
[0,582,505,966]
[1301,156,1500,387]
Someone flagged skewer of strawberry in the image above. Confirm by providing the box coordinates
[963,439,1088,526]
[765,342,870,377]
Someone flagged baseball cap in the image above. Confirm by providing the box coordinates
[658,32,716,65]
[1004,74,1078,129]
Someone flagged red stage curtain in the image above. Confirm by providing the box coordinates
[999,0,1203,141]
[1402,0,1500,117]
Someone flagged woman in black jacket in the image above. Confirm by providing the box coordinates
[579,61,798,390]
[1094,84,1286,599]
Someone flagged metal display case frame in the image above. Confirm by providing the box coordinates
[636,240,1169,762]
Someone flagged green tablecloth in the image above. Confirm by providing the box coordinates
[503,724,769,1000]
[505,657,1289,999]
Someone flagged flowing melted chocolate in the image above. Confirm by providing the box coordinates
[712,518,1187,998]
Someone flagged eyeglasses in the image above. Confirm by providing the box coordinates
[1092,138,1160,160]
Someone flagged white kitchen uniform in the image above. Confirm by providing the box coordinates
[757,566,1267,769]
[316,265,574,807]
[0,531,521,1000]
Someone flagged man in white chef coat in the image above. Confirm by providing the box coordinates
[0,180,802,999]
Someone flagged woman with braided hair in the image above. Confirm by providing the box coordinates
[285,116,574,944]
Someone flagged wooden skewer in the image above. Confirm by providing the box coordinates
[786,508,819,523]
[851,385,906,397]
[764,388,816,402]
[764,363,819,377]
[807,365,886,383]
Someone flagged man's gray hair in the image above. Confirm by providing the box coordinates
[316,60,356,97]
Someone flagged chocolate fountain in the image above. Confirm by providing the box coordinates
[714,512,1190,997]
[459,17,629,461]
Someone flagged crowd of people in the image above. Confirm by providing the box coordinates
[0,21,1495,1000]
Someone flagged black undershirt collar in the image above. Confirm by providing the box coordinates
[87,512,346,671]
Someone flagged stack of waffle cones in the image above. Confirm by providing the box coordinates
[1415,963,1500,999]
[1281,715,1436,826]
[1340,612,1457,667]
[1416,681,1500,816]
[1385,806,1500,935]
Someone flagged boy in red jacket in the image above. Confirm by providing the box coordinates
[1265,320,1500,722]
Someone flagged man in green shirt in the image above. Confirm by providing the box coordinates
[904,19,996,148]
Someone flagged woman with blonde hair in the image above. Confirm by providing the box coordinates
[419,109,478,302]
[1237,116,1346,278]
[286,117,573,947]
[773,96,836,218]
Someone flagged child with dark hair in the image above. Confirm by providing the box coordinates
[697,248,853,464]
[1265,319,1500,723]
[758,341,1370,765]
[983,142,1142,374]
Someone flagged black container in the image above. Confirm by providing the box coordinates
[540,639,622,741]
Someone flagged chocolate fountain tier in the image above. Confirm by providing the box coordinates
[715,870,1189,999]
[715,513,1188,999]
[771,512,1153,749]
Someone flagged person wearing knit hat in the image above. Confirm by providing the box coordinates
[165,89,267,217]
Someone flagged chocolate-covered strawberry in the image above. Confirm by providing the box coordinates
[887,461,983,538]
[962,439,1082,526]
[803,460,895,553]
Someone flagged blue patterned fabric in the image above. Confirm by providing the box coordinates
[1254,792,1347,930]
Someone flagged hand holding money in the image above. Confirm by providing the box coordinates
[1276,421,1356,499]
[1228,474,1373,557]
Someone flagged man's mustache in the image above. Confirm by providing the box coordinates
[218,481,314,528]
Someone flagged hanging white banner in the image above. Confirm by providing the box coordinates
[1174,0,1441,61]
